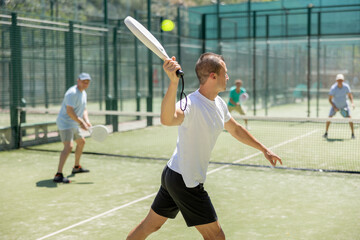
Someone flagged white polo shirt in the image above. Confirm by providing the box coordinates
[167,89,231,187]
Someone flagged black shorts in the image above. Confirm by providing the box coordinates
[151,165,218,227]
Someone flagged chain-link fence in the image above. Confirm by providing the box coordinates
[1,2,360,149]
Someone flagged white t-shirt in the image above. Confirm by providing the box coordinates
[329,82,351,109]
[56,85,87,130]
[167,89,232,187]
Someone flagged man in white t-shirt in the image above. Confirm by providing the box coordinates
[323,73,355,139]
[127,53,282,240]
[53,73,92,183]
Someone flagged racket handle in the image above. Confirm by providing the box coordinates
[176,69,184,77]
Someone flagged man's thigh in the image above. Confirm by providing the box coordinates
[59,128,84,142]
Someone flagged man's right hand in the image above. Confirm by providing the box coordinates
[163,56,181,84]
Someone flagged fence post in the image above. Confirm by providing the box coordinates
[42,28,49,108]
[252,11,257,116]
[10,12,23,149]
[20,98,26,136]
[177,7,182,63]
[112,27,118,132]
[134,10,141,120]
[65,21,74,90]
[160,16,165,98]
[104,24,111,125]
[201,14,206,53]
[316,11,321,118]
[307,4,313,117]
[147,0,153,126]
[1,31,5,109]
[265,15,269,116]
[177,7,182,101]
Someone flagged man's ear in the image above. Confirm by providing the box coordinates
[209,72,216,79]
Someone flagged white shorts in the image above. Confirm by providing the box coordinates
[59,128,84,142]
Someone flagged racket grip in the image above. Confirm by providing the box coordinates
[176,69,184,77]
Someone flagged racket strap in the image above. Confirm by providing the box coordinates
[179,75,187,111]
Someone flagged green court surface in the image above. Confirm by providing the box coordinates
[1,125,360,240]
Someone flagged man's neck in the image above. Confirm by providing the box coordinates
[199,86,218,101]
[77,85,84,92]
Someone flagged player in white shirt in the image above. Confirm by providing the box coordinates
[127,53,282,240]
[54,73,92,183]
[323,73,355,139]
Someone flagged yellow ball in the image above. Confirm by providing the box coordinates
[161,19,175,32]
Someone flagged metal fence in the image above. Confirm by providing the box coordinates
[1,3,360,149]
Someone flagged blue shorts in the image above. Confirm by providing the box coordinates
[329,106,351,118]
[151,165,218,227]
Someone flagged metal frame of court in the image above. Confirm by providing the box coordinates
[1,2,360,150]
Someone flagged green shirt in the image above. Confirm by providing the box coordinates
[228,86,246,107]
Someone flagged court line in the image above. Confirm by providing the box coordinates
[36,193,157,240]
[36,129,318,240]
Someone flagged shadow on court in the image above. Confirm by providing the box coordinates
[36,177,94,188]
[325,138,349,142]
[36,179,58,188]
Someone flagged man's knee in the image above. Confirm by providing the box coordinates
[76,138,86,147]
[202,229,225,240]
[62,142,73,153]
[196,221,225,240]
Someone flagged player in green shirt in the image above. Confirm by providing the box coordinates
[227,79,249,129]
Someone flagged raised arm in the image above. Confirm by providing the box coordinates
[160,57,185,126]
[224,117,282,167]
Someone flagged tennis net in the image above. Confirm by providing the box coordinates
[6,108,360,174]
[231,115,360,173]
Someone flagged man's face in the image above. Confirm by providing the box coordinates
[336,79,343,87]
[78,79,90,91]
[236,82,242,89]
[217,61,229,92]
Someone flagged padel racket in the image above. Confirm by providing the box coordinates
[124,16,187,110]
[124,16,183,77]
[340,107,349,117]
[89,125,109,142]
[239,92,249,103]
